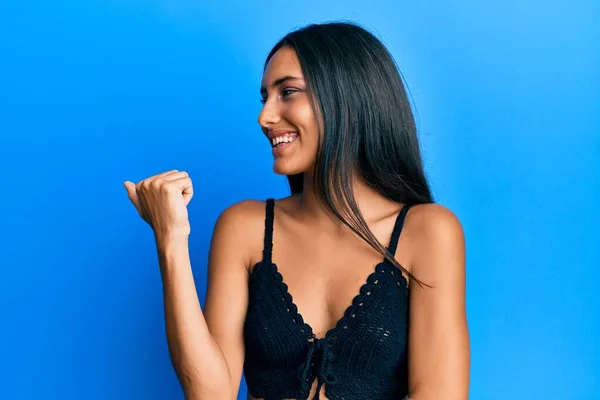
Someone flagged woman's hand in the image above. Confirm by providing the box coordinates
[124,170,194,241]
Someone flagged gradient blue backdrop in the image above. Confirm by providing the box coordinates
[1,1,598,399]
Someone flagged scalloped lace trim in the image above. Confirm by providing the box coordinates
[250,260,408,342]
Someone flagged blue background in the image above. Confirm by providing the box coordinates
[1,1,598,399]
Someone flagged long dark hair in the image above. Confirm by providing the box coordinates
[264,21,434,285]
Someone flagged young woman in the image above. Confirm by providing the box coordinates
[125,22,469,400]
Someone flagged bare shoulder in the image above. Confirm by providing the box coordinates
[203,199,271,394]
[405,203,466,283]
[211,199,269,268]
[407,203,464,238]
[215,199,267,231]
[405,203,470,397]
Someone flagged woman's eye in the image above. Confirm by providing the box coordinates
[260,89,297,105]
[281,88,296,98]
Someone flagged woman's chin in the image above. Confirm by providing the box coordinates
[272,160,306,176]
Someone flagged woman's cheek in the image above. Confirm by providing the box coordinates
[299,112,320,143]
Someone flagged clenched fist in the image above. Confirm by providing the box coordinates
[124,170,194,240]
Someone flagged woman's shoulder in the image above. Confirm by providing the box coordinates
[218,194,299,218]
[217,194,296,220]
[215,198,270,232]
[404,202,466,281]
[405,203,464,249]
[210,198,280,269]
[213,195,296,245]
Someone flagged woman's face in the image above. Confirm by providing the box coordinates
[258,46,319,176]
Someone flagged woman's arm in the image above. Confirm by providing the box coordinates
[406,203,470,399]
[157,201,257,400]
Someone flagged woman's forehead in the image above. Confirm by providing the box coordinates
[262,47,304,85]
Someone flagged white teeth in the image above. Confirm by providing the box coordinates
[271,133,298,146]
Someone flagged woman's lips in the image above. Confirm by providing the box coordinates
[272,134,298,156]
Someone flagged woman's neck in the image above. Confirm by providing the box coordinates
[296,171,402,231]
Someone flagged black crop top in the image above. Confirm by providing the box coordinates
[243,198,412,400]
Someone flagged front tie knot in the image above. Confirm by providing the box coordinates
[298,335,338,399]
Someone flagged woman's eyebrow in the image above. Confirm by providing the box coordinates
[260,75,303,93]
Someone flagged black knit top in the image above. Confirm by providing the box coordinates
[243,198,412,400]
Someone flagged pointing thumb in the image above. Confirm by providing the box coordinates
[124,181,140,209]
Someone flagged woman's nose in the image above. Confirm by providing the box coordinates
[258,100,281,128]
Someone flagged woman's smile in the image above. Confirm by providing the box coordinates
[271,134,298,155]
[269,131,300,156]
